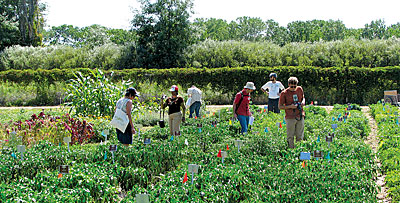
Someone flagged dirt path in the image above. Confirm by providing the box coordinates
[362,107,391,203]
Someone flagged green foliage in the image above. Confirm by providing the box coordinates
[131,0,194,68]
[181,38,400,68]
[64,69,131,117]
[43,24,137,48]
[2,66,400,105]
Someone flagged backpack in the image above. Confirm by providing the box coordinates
[235,91,249,114]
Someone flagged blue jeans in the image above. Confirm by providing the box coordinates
[189,101,201,118]
[237,115,250,133]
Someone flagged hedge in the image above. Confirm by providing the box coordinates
[1,66,400,105]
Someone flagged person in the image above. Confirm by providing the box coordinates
[233,82,256,134]
[279,77,305,149]
[161,85,186,136]
[115,87,139,147]
[187,85,202,118]
[261,73,285,113]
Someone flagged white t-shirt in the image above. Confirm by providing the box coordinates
[261,81,285,99]
[187,87,202,105]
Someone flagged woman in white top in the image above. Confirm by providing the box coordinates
[115,87,139,146]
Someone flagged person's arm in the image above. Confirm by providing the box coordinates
[278,93,296,110]
[126,100,136,134]
[180,98,186,122]
[161,97,168,109]
[261,83,269,93]
[233,93,240,118]
[301,87,306,106]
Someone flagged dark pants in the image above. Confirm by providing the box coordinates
[189,101,201,118]
[268,98,280,113]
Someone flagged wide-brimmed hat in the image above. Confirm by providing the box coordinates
[169,85,179,92]
[244,82,256,90]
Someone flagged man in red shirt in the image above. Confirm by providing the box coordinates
[233,82,256,134]
[279,77,305,148]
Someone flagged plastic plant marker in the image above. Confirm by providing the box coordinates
[332,117,335,121]
[299,152,311,160]
[229,119,232,125]
[183,172,188,184]
[135,194,150,203]
[188,164,199,184]
[17,145,25,160]
[331,124,338,131]
[283,119,286,125]
[63,137,71,152]
[302,160,306,168]
[264,127,269,133]
[59,165,69,174]
[279,122,282,128]
[317,136,320,142]
[11,152,16,159]
[198,128,202,133]
[185,139,188,146]
[226,144,229,150]
[104,151,107,161]
[170,135,174,141]
[313,150,323,160]
[326,151,331,162]
[217,149,222,158]
[109,145,117,164]
[264,109,266,113]
[144,138,151,145]
[58,173,63,178]
[221,151,228,164]
[235,140,243,153]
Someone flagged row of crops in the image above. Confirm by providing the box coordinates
[370,103,400,201]
[0,105,377,202]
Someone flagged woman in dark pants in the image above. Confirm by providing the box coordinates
[115,87,139,146]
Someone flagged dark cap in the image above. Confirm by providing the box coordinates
[125,87,140,97]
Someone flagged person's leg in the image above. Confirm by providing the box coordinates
[295,118,305,142]
[168,114,174,135]
[285,118,296,148]
[273,99,280,113]
[245,115,250,133]
[268,98,273,112]
[194,102,201,118]
[237,115,248,134]
[189,103,195,118]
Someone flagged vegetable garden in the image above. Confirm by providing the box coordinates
[0,103,387,202]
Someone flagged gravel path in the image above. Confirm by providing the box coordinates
[362,107,391,203]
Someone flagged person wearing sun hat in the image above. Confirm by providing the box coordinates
[115,87,140,146]
[233,82,256,134]
[161,85,186,136]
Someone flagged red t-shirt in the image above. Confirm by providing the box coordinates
[234,89,251,116]
[279,86,305,119]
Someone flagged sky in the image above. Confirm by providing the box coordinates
[42,0,400,30]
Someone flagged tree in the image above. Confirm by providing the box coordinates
[0,0,45,51]
[131,0,194,68]
[192,18,231,41]
[362,19,387,39]
[232,16,266,41]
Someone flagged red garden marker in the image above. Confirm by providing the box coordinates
[226,144,229,150]
[302,160,306,168]
[279,122,282,128]
[264,109,266,113]
[183,172,188,184]
[217,149,222,157]
[311,101,314,105]
[58,173,63,178]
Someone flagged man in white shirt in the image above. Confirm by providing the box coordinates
[187,85,202,118]
[261,73,285,113]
